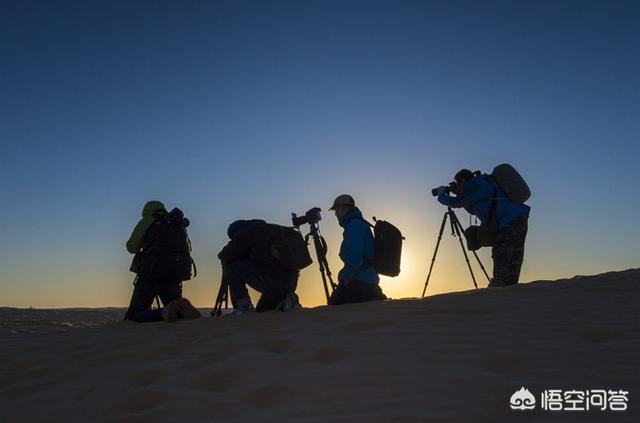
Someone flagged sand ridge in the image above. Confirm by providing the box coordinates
[1,269,639,422]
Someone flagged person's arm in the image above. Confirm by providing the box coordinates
[338,222,366,283]
[126,218,153,254]
[218,230,252,262]
[437,178,492,208]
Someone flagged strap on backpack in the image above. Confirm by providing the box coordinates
[485,181,499,230]
[191,257,198,278]
[357,217,376,271]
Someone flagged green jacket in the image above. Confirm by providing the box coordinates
[126,201,166,254]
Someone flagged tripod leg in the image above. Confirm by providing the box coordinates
[312,234,331,303]
[450,211,479,289]
[421,211,449,297]
[211,279,228,316]
[319,235,336,290]
[224,284,228,309]
[320,254,336,290]
[471,250,492,285]
[320,268,330,303]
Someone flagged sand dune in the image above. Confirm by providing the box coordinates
[1,269,639,422]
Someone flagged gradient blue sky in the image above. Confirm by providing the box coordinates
[1,0,639,307]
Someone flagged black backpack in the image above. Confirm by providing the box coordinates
[363,218,404,277]
[139,208,196,281]
[263,224,313,270]
[491,163,531,205]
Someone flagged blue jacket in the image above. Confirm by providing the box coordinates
[438,176,530,229]
[337,208,379,284]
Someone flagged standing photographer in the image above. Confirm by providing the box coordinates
[435,169,530,287]
[328,195,387,305]
[218,220,301,314]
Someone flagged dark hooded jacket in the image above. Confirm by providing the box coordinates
[218,220,293,279]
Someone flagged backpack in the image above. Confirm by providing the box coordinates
[363,218,404,277]
[491,163,531,205]
[139,208,196,281]
[264,224,313,270]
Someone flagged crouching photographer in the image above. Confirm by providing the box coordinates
[217,219,307,314]
[434,165,531,287]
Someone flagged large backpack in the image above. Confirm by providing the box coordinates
[363,218,404,277]
[263,224,313,270]
[140,208,196,281]
[491,163,531,205]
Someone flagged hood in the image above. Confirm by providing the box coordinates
[227,220,248,239]
[142,201,166,218]
[227,219,266,239]
[339,207,363,228]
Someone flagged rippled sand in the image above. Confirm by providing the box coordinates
[1,269,639,422]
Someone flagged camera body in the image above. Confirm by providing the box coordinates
[431,170,482,197]
[292,207,322,227]
[167,207,190,227]
[431,181,458,197]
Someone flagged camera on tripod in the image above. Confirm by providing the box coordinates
[430,181,458,197]
[291,206,336,302]
[431,171,482,196]
[291,207,322,227]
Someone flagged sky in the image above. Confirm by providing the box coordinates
[1,0,639,308]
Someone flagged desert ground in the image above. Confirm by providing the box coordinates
[1,269,638,422]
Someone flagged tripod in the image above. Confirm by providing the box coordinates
[304,222,337,303]
[211,279,229,317]
[421,208,492,297]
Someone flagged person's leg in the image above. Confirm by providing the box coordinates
[491,226,515,287]
[328,280,369,305]
[156,280,182,305]
[349,281,386,303]
[124,276,163,322]
[221,260,263,309]
[364,282,387,301]
[507,216,529,285]
[279,270,302,311]
[328,281,350,305]
[492,215,529,287]
[255,269,299,312]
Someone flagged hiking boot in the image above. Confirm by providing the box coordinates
[162,300,181,323]
[178,298,202,319]
[230,304,255,315]
[277,292,301,312]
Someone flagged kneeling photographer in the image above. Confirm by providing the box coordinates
[217,219,305,314]
[328,195,387,305]
[434,167,530,287]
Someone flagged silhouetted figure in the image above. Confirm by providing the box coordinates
[125,201,201,322]
[328,195,387,305]
[218,220,301,314]
[436,169,530,287]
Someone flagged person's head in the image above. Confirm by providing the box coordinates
[227,220,248,239]
[329,194,356,221]
[142,200,166,218]
[453,169,474,194]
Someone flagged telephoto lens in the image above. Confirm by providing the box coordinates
[291,207,322,227]
[431,186,450,197]
[431,181,458,197]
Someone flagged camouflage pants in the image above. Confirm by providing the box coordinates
[491,214,528,286]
